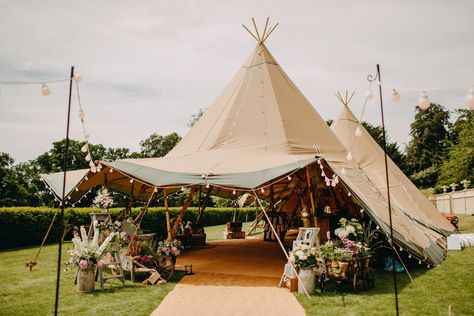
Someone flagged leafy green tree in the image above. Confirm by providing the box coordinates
[405,104,450,187]
[0,153,29,206]
[437,110,474,186]
[361,122,408,175]
[140,132,182,158]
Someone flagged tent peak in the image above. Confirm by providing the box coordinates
[242,17,278,45]
[336,90,355,107]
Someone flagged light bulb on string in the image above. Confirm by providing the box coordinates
[287,175,292,181]
[408,254,412,258]
[346,152,353,161]
[88,160,95,168]
[366,89,373,100]
[399,247,402,252]
[153,187,158,193]
[75,187,79,192]
[347,192,351,197]
[418,260,421,265]
[85,153,91,162]
[466,86,474,110]
[81,144,88,153]
[391,89,400,101]
[418,91,431,110]
[109,168,113,173]
[261,187,265,193]
[360,209,364,213]
[206,183,210,189]
[427,265,430,268]
[181,186,185,191]
[73,74,82,83]
[78,110,85,119]
[41,83,51,96]
[130,179,134,184]
[233,190,236,195]
[355,126,362,137]
[85,176,88,181]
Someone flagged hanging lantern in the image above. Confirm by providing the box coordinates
[41,83,51,96]
[324,205,332,214]
[466,86,474,110]
[73,73,82,83]
[366,89,373,100]
[391,89,400,101]
[346,152,353,161]
[418,91,431,110]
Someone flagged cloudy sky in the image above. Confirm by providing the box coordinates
[1,0,473,163]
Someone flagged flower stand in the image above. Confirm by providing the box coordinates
[298,268,315,294]
[76,265,96,293]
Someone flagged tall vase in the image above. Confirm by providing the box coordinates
[298,267,315,295]
[76,265,96,293]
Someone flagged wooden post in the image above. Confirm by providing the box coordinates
[306,166,319,227]
[164,189,172,241]
[171,186,196,238]
[133,190,156,226]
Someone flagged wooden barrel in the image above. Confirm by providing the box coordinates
[76,266,96,292]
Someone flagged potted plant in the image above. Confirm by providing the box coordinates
[157,239,184,265]
[67,226,113,292]
[289,245,321,294]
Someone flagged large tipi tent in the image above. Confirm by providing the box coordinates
[42,23,452,265]
[330,104,456,237]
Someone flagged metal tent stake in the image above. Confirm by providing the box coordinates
[375,64,399,315]
[54,66,74,316]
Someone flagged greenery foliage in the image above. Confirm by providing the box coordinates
[0,207,256,250]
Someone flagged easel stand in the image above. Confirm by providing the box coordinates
[89,213,125,289]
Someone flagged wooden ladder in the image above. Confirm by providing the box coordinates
[89,213,125,289]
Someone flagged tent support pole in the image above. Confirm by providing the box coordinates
[54,66,74,316]
[164,189,172,241]
[253,191,311,300]
[171,186,196,238]
[134,190,157,226]
[375,64,399,315]
[305,166,319,228]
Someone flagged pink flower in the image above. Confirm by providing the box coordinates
[79,259,89,270]
[97,260,106,270]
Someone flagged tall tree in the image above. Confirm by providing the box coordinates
[405,104,450,188]
[140,132,181,158]
[437,109,474,186]
[0,152,29,206]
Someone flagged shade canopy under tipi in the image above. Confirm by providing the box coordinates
[42,30,452,265]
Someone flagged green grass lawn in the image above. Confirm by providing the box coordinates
[296,214,474,316]
[1,217,472,315]
[0,221,261,315]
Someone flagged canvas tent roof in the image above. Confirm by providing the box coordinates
[330,105,455,236]
[41,40,450,265]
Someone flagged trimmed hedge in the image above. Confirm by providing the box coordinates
[0,207,256,250]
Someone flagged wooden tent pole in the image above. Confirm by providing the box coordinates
[305,166,318,227]
[171,186,196,238]
[164,189,172,241]
[134,190,156,226]
[253,191,311,300]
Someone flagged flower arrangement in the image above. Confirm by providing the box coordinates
[157,239,183,257]
[334,217,364,241]
[66,225,113,271]
[289,244,321,269]
[93,187,114,211]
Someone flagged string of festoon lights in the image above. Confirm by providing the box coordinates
[0,77,70,96]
